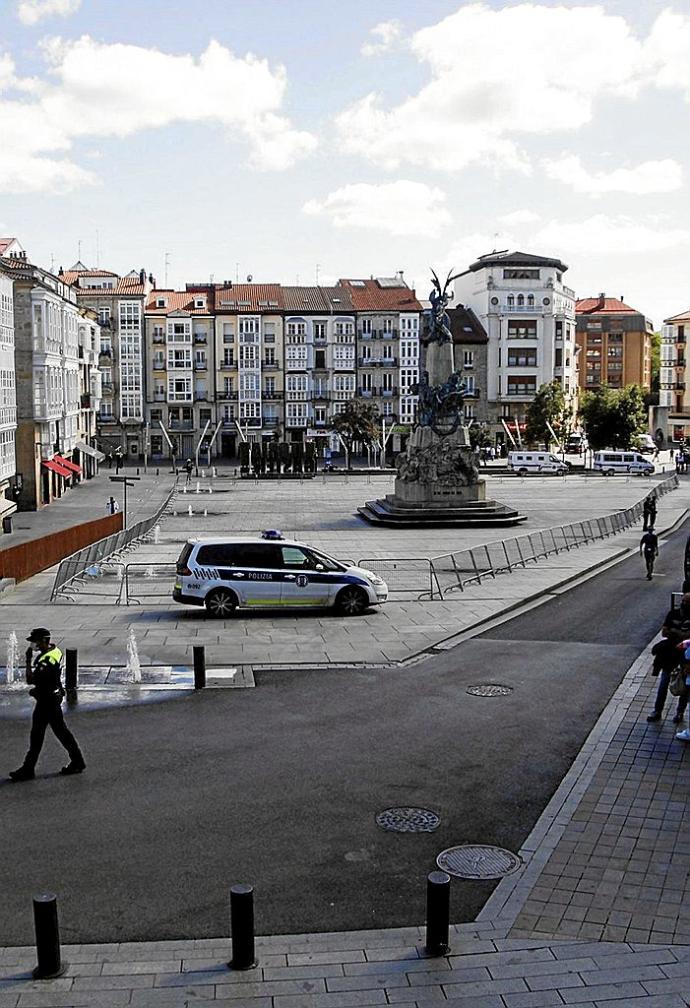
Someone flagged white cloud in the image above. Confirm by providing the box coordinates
[499,209,541,226]
[0,35,316,193]
[16,0,80,26]
[643,10,690,100]
[339,3,644,173]
[533,215,690,257]
[303,180,451,237]
[544,155,683,195]
[361,20,402,57]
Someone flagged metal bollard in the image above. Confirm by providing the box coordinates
[228,884,257,970]
[193,646,206,689]
[65,649,78,691]
[156,468,160,476]
[32,893,67,979]
[424,871,451,956]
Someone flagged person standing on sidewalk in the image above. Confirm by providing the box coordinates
[9,628,85,782]
[640,527,659,580]
[646,636,687,724]
[642,493,657,531]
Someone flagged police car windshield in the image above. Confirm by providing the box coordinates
[308,548,346,572]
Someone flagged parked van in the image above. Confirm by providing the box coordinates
[508,451,568,475]
[592,451,655,476]
[565,432,586,455]
[634,434,656,454]
[173,533,388,617]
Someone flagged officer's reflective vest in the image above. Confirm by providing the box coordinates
[31,646,63,699]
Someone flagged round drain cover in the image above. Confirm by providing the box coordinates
[466,684,512,697]
[436,844,521,879]
[376,807,440,833]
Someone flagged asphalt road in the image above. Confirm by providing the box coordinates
[0,520,685,946]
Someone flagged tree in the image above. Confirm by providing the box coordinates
[525,381,572,449]
[579,384,647,450]
[331,397,380,464]
[645,331,661,408]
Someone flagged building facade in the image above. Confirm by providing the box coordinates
[455,251,577,447]
[61,264,153,460]
[575,295,653,393]
[657,310,690,444]
[0,262,17,523]
[447,304,490,426]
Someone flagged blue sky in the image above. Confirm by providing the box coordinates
[2,0,690,324]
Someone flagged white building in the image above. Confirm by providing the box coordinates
[455,251,577,445]
[0,266,17,524]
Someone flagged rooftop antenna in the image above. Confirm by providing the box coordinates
[235,262,239,283]
[95,229,100,268]
[315,263,321,285]
[296,273,300,285]
[493,231,499,251]
[77,239,82,262]
[164,252,171,288]
[49,252,55,273]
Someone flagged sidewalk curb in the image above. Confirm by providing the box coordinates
[475,636,658,936]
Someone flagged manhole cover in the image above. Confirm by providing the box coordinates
[437,844,521,879]
[376,807,440,833]
[466,684,513,697]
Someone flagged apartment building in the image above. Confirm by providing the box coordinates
[211,283,284,456]
[657,309,690,443]
[455,251,577,446]
[446,304,489,426]
[576,295,653,392]
[144,287,214,461]
[61,264,153,459]
[76,307,104,477]
[337,276,422,434]
[0,260,17,524]
[3,251,82,510]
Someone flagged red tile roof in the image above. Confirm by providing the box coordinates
[146,290,213,315]
[576,297,639,314]
[337,278,422,312]
[664,309,690,324]
[212,284,284,312]
[281,286,327,312]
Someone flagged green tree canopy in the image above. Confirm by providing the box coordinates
[578,384,647,450]
[331,397,380,452]
[525,381,572,448]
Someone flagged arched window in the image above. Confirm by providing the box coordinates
[527,294,534,306]
[507,295,514,306]
[517,294,524,306]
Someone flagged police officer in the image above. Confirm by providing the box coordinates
[9,628,85,782]
[640,527,659,581]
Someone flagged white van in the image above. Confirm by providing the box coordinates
[173,533,388,617]
[592,450,655,476]
[508,451,568,475]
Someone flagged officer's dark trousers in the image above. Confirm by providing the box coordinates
[23,700,83,771]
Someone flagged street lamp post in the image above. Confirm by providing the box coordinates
[109,474,140,528]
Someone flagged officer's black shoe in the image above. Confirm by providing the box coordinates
[60,761,85,776]
[646,711,662,722]
[9,767,35,782]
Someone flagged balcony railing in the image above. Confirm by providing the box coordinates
[220,362,236,369]
[194,335,207,344]
[262,361,279,369]
[263,417,280,427]
[263,391,281,400]
[168,420,194,430]
[216,391,238,401]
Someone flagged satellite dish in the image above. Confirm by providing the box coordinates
[246,274,253,282]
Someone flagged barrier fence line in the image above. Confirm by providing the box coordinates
[51,483,178,600]
[358,473,679,601]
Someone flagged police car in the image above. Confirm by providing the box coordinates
[173,531,388,617]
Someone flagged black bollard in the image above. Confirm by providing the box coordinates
[424,871,451,956]
[228,884,257,970]
[193,646,206,689]
[32,893,67,979]
[65,649,78,691]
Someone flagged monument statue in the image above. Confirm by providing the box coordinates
[358,267,525,527]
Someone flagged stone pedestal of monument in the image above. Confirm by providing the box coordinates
[358,426,526,528]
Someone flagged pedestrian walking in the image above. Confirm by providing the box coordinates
[106,452,113,469]
[184,458,194,484]
[9,628,85,782]
[642,493,658,531]
[114,449,123,473]
[646,636,688,723]
[640,527,659,580]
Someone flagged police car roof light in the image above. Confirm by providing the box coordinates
[261,529,284,540]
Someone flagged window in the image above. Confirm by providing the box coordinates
[382,344,393,360]
[168,376,192,401]
[507,320,537,339]
[464,375,475,394]
[527,295,534,307]
[223,323,234,342]
[264,377,275,396]
[223,377,234,395]
[555,348,563,368]
[313,322,326,339]
[239,317,259,337]
[360,372,374,393]
[168,348,192,369]
[239,344,258,368]
[315,349,326,369]
[507,376,537,396]
[517,294,524,307]
[223,348,234,367]
[463,351,474,369]
[361,318,372,334]
[382,372,393,393]
[383,318,393,333]
[264,348,276,366]
[507,349,537,367]
[503,268,540,279]
[314,405,326,424]
[195,351,207,368]
[286,322,306,337]
[507,295,514,307]
[150,409,163,422]
[98,307,110,325]
[286,374,308,399]
[101,367,112,384]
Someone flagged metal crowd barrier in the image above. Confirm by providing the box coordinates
[51,485,178,600]
[119,562,177,605]
[360,473,679,601]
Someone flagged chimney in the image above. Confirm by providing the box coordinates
[620,295,624,302]
[139,268,146,284]
[148,273,154,284]
[597,292,605,310]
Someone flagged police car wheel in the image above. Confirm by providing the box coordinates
[336,586,369,617]
[205,588,238,618]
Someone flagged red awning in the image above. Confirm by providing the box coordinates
[42,459,72,478]
[54,454,82,475]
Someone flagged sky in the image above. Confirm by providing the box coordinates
[1,0,690,325]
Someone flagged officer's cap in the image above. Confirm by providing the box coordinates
[27,627,51,642]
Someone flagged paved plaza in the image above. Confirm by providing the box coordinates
[1,470,690,1006]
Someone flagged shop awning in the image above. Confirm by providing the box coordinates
[54,454,82,475]
[42,459,72,478]
[75,440,106,462]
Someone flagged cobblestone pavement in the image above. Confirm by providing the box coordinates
[2,643,690,1005]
